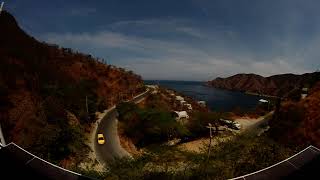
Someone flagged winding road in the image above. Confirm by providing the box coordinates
[94,90,149,165]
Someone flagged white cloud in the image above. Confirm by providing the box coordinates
[45,31,143,49]
[175,27,206,38]
[109,18,191,29]
[41,18,313,80]
[117,56,309,81]
[43,29,210,57]
[250,60,308,76]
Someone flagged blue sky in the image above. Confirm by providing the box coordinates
[5,0,320,80]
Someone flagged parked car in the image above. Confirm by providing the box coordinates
[220,119,241,130]
[230,122,241,130]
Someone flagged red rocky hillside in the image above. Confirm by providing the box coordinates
[0,11,144,156]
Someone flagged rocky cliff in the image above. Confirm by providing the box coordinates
[0,11,144,164]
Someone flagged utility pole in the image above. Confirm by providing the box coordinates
[86,96,89,114]
[118,92,123,102]
[86,95,89,121]
[0,2,4,14]
[206,123,214,160]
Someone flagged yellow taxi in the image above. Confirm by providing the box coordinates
[97,133,105,145]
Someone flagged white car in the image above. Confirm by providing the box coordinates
[233,123,241,130]
[220,119,241,130]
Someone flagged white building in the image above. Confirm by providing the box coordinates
[180,100,187,105]
[185,103,192,110]
[259,99,268,103]
[151,89,158,94]
[198,101,206,107]
[301,87,308,99]
[301,94,307,99]
[176,96,184,101]
[173,111,189,120]
[146,85,159,90]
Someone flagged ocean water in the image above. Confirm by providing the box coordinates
[145,80,261,112]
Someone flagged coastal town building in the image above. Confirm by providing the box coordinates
[259,99,268,103]
[197,101,206,107]
[185,103,192,110]
[173,111,189,120]
[180,100,187,105]
[301,87,308,99]
[175,96,184,101]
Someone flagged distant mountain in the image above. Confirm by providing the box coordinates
[208,72,320,147]
[0,11,144,165]
[207,72,320,96]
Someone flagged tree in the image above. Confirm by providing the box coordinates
[117,102,189,147]
[187,112,223,137]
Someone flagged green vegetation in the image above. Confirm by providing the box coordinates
[104,96,296,179]
[116,91,229,146]
[30,117,87,163]
[25,92,89,163]
[187,111,229,137]
[191,133,294,179]
[81,88,300,179]
[73,168,107,180]
[144,93,171,111]
[41,79,98,123]
[230,100,272,118]
[0,86,13,132]
[79,132,295,180]
[305,71,320,88]
[268,101,306,148]
[117,102,190,147]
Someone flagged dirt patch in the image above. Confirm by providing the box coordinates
[78,150,105,172]
[76,123,106,172]
[177,113,272,154]
[119,133,144,157]
[234,113,270,131]
[177,135,233,153]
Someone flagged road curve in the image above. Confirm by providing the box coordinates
[94,90,149,165]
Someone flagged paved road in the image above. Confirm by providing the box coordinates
[94,90,149,165]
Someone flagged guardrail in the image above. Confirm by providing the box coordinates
[1,142,94,179]
[230,145,320,180]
